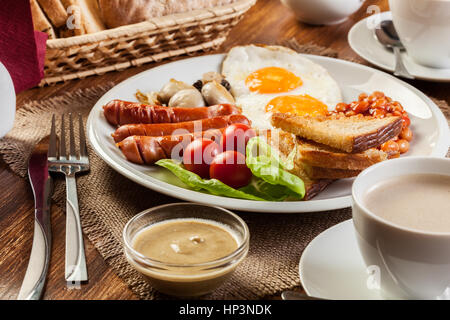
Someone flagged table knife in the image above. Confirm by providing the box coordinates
[17,136,53,300]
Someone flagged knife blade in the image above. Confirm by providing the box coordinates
[17,136,53,300]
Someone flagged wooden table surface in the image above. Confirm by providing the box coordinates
[1,0,449,300]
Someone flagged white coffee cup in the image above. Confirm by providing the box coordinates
[0,62,16,138]
[352,157,450,299]
[389,0,450,69]
[281,0,365,25]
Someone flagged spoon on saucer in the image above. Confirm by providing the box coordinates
[375,20,414,79]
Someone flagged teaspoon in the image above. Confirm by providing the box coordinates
[374,20,414,79]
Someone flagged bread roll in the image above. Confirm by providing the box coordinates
[37,0,68,28]
[98,0,237,28]
[59,0,105,37]
[30,0,56,38]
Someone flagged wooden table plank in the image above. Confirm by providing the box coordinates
[1,0,448,300]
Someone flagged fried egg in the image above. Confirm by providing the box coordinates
[221,45,342,129]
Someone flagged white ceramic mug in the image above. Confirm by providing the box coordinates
[352,157,450,299]
[389,0,450,69]
[0,62,16,138]
[281,0,365,25]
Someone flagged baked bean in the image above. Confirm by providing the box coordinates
[335,103,348,113]
[402,115,411,128]
[352,100,369,113]
[381,140,400,153]
[397,139,409,154]
[400,127,413,141]
[358,93,368,101]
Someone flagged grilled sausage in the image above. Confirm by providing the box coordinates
[117,129,225,165]
[112,114,250,142]
[103,100,240,126]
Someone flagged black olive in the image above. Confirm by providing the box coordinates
[193,80,203,92]
[221,79,231,91]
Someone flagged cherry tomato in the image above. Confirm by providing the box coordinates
[210,151,252,188]
[220,124,256,155]
[183,138,220,178]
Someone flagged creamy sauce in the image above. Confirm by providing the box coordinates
[364,174,450,233]
[132,218,239,265]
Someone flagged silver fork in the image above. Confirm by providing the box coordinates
[48,113,89,283]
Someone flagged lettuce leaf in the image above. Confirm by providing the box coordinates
[155,159,265,201]
[155,137,305,201]
[246,137,305,199]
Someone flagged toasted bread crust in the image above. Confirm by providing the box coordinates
[352,118,402,153]
[271,113,403,153]
[297,138,387,170]
[304,165,361,180]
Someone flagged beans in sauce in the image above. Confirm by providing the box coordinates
[330,91,412,156]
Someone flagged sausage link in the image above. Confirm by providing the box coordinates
[103,99,241,126]
[112,114,250,142]
[117,129,225,165]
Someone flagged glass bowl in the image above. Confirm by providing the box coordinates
[123,202,250,297]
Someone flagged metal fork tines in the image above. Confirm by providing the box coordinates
[48,113,89,283]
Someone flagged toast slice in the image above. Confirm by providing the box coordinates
[303,165,361,180]
[30,0,56,39]
[271,113,402,153]
[37,0,68,28]
[264,130,334,200]
[296,138,388,170]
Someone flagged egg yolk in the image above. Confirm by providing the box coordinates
[245,67,303,94]
[265,95,328,116]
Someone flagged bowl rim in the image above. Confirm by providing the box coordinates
[123,202,250,269]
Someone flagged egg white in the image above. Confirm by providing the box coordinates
[222,45,342,129]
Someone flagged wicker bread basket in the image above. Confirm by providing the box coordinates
[41,0,256,86]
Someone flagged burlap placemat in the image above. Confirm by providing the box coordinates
[1,43,449,300]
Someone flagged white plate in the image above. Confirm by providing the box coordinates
[348,11,450,82]
[86,53,449,213]
[299,220,384,300]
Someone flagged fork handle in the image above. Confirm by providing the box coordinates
[65,173,88,283]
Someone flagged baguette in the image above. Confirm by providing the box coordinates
[271,113,402,153]
[30,0,56,39]
[37,0,68,28]
[60,0,105,36]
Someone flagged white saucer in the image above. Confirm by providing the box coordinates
[299,219,384,300]
[348,11,450,82]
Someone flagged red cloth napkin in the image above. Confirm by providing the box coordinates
[0,0,47,93]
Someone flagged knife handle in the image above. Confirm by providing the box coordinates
[65,174,88,283]
[17,210,51,300]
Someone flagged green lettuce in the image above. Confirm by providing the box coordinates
[155,137,305,201]
[246,137,305,199]
[155,159,265,201]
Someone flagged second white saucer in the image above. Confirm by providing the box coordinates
[299,219,384,300]
[348,11,450,82]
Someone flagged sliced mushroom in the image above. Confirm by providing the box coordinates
[168,89,206,108]
[201,81,235,106]
[159,79,195,104]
